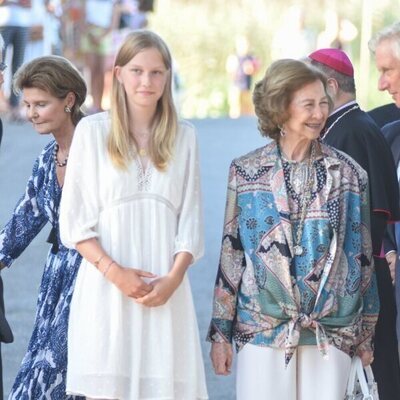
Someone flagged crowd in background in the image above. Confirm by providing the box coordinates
[0,0,154,121]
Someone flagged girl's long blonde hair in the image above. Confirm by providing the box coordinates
[108,30,178,171]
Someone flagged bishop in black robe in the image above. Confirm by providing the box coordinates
[323,102,400,400]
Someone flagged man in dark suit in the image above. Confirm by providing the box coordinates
[369,102,400,128]
[0,32,14,400]
[309,48,400,400]
[369,22,400,363]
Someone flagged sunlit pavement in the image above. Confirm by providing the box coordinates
[0,116,265,400]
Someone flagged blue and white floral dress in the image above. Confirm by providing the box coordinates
[0,141,83,399]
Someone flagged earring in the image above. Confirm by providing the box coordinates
[64,106,72,113]
[278,125,286,137]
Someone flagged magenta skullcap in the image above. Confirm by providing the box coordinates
[308,48,354,77]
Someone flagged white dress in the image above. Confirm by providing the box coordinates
[60,112,208,400]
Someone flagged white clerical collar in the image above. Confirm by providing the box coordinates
[329,100,357,117]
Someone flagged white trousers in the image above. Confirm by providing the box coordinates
[237,344,351,400]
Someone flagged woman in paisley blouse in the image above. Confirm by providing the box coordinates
[0,56,86,399]
[207,59,379,400]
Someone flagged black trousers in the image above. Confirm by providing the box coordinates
[372,257,400,400]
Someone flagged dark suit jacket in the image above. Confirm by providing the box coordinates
[381,120,400,253]
[382,120,400,340]
[368,103,400,128]
[383,120,400,166]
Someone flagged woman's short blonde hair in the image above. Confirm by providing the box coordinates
[13,55,87,126]
[108,30,177,170]
[253,59,331,141]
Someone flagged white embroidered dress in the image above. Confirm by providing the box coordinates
[60,112,208,400]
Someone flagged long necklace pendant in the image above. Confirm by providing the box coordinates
[293,245,303,256]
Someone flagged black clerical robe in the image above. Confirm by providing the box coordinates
[323,102,400,400]
[324,103,400,248]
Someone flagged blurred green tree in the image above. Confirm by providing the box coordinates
[149,0,400,118]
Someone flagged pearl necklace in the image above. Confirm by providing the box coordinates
[53,144,68,167]
[321,105,359,140]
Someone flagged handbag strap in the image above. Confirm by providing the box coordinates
[364,365,375,385]
[355,357,374,399]
[346,356,374,400]
[346,356,358,397]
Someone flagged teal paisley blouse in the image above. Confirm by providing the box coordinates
[207,141,379,365]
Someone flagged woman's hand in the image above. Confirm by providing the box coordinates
[210,342,233,375]
[107,264,155,298]
[386,251,396,284]
[357,349,375,366]
[135,273,182,307]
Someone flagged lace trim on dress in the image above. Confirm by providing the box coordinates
[135,157,153,192]
[99,193,178,215]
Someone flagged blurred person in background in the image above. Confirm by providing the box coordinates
[111,0,149,57]
[0,32,14,400]
[309,47,400,400]
[0,0,31,122]
[60,0,84,65]
[208,59,378,400]
[82,0,119,114]
[117,0,148,32]
[226,35,260,118]
[1,55,86,399]
[24,0,46,62]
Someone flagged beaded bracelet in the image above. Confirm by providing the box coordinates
[103,260,116,277]
[93,254,105,269]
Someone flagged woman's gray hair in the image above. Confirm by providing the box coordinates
[369,22,400,60]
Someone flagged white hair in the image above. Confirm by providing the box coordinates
[369,22,400,60]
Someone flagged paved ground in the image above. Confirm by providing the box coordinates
[0,116,266,399]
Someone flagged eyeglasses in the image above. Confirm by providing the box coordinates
[0,62,7,72]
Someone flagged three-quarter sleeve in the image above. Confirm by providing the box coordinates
[207,162,246,343]
[0,157,47,268]
[357,174,380,352]
[173,125,204,263]
[60,118,101,249]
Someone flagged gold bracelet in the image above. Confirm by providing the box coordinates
[103,260,116,277]
[93,254,105,269]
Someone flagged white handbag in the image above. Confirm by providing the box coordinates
[345,356,380,400]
